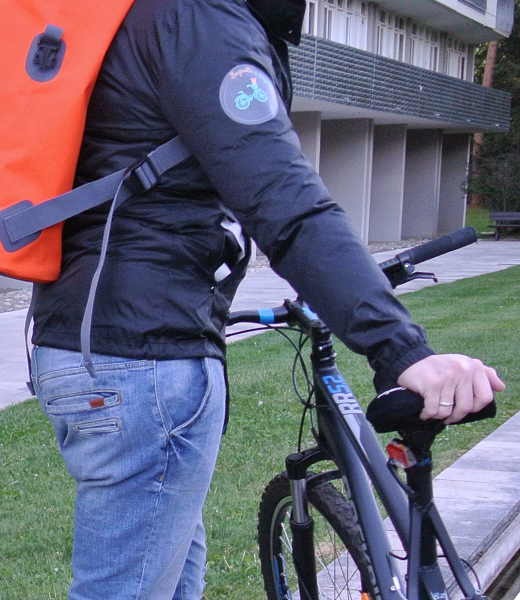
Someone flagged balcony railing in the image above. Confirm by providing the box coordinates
[290,36,511,131]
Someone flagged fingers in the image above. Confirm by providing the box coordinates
[486,365,506,392]
[420,380,456,421]
[445,371,476,424]
[398,354,505,425]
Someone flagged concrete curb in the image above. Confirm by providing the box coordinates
[443,411,520,595]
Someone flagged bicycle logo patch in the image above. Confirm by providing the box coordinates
[219,64,279,125]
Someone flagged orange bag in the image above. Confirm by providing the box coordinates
[0,1,135,282]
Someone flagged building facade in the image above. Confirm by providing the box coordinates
[289,0,514,242]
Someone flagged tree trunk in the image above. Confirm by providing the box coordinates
[470,41,498,208]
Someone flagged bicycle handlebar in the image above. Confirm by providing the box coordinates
[227,228,478,327]
[226,305,289,327]
[396,226,477,266]
[377,227,477,275]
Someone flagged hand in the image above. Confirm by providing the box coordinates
[397,354,505,424]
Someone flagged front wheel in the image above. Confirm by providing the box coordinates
[258,472,380,600]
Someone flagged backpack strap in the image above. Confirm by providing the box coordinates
[11,136,190,386]
[0,136,191,251]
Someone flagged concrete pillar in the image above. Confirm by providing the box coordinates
[438,134,471,234]
[320,119,374,243]
[369,125,407,242]
[291,111,322,171]
[402,130,443,238]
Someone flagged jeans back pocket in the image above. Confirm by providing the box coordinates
[45,390,121,416]
[72,417,122,435]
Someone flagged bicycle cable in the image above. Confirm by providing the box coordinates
[227,321,317,460]
[291,332,313,406]
[225,325,303,339]
[437,555,483,591]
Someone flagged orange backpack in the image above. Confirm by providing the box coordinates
[0,1,189,283]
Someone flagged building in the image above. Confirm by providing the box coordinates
[289,0,514,242]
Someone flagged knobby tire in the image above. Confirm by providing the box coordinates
[258,472,380,600]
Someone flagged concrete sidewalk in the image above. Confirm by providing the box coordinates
[1,239,519,410]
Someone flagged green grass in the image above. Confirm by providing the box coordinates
[1,267,519,599]
[466,205,491,236]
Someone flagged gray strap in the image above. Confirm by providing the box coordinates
[80,173,129,378]
[3,136,191,245]
[6,136,191,381]
[24,285,38,395]
[214,203,247,282]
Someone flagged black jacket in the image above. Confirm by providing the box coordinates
[33,0,434,384]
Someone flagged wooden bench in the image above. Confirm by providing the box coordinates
[489,212,520,240]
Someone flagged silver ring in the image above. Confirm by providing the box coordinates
[439,401,454,407]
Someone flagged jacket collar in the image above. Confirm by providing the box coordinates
[247,0,306,45]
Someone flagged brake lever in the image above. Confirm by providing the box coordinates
[385,262,438,288]
[407,271,438,284]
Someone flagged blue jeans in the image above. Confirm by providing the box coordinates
[32,346,226,600]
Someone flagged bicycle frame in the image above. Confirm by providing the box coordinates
[286,315,487,600]
[226,228,486,600]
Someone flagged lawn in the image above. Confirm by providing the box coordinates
[465,205,491,236]
[1,266,519,599]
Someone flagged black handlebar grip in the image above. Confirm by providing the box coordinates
[366,387,496,434]
[397,227,477,267]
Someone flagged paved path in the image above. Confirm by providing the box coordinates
[1,240,519,410]
[0,309,30,410]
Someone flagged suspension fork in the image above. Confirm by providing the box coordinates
[286,448,329,600]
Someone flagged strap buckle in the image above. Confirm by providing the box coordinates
[34,26,64,71]
[0,201,40,251]
[132,156,162,192]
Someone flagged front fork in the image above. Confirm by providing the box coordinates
[285,447,377,600]
[286,448,325,600]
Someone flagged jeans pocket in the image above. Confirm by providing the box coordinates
[155,358,212,434]
[45,390,121,415]
[45,398,124,482]
[41,388,123,459]
[71,417,122,435]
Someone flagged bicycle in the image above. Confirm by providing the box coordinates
[234,78,269,110]
[226,227,496,600]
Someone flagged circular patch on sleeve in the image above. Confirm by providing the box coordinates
[219,64,279,125]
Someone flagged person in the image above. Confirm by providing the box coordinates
[30,0,505,598]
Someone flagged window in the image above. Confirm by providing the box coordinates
[303,0,318,36]
[346,1,368,50]
[315,0,368,50]
[322,4,334,39]
[409,25,440,72]
[458,0,487,14]
[376,10,405,61]
[447,37,468,79]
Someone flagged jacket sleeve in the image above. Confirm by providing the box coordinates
[156,0,435,383]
